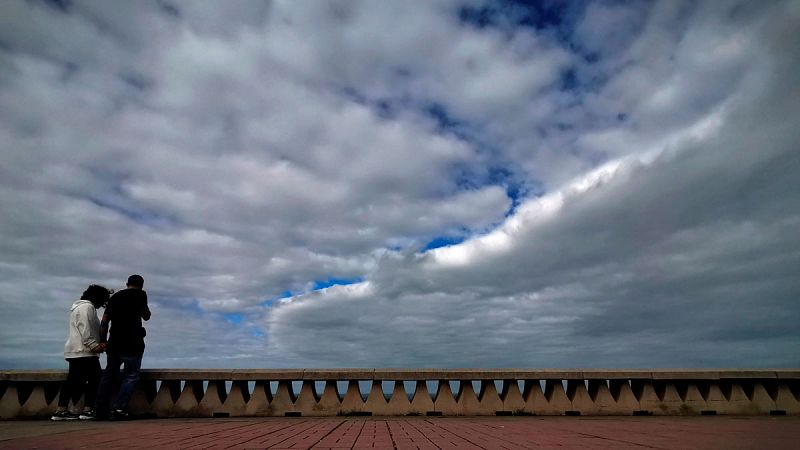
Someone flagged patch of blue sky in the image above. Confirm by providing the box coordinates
[490,167,539,216]
[339,87,414,121]
[221,315,265,338]
[223,312,244,325]
[340,87,480,143]
[423,235,466,251]
[425,104,513,188]
[557,62,612,99]
[261,290,295,307]
[424,102,483,144]
[451,158,538,217]
[312,277,365,291]
[426,103,461,130]
[341,80,538,216]
[423,100,553,221]
[422,101,506,159]
[261,277,365,308]
[40,0,72,13]
[457,0,582,34]
[559,67,580,91]
[187,299,206,316]
[458,1,623,90]
[340,83,485,153]
[249,329,265,338]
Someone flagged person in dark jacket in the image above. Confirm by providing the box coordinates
[51,284,112,421]
[95,274,151,420]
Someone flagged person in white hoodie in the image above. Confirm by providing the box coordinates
[51,284,112,421]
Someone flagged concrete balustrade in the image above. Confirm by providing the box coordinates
[1,369,798,419]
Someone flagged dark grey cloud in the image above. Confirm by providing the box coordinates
[0,0,798,369]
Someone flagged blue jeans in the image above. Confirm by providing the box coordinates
[96,353,142,414]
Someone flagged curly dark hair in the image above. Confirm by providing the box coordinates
[81,284,113,308]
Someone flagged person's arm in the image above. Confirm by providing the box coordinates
[142,304,151,321]
[77,305,103,352]
[99,310,110,344]
[141,291,151,321]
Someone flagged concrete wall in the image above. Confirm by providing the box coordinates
[1,369,798,419]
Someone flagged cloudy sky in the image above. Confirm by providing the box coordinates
[1,0,798,370]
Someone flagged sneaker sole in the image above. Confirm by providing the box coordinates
[51,416,78,421]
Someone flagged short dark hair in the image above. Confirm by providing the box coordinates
[127,274,144,288]
[81,284,113,308]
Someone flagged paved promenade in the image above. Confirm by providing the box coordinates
[0,416,798,449]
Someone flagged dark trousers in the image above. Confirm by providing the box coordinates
[95,352,142,415]
[57,357,101,408]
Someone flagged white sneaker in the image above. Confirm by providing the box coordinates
[51,410,79,421]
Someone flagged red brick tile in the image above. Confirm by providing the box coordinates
[1,417,799,449]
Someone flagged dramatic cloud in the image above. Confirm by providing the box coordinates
[0,0,798,369]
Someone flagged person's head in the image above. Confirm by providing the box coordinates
[81,284,113,309]
[127,274,144,289]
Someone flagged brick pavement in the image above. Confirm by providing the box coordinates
[0,416,798,449]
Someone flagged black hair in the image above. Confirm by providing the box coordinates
[81,284,113,308]
[127,274,144,288]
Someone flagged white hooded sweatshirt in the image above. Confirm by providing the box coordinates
[63,299,101,359]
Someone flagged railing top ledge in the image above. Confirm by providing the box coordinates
[1,368,799,382]
[146,369,306,381]
[776,370,800,379]
[0,370,66,382]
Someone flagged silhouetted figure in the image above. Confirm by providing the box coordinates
[95,274,151,420]
[51,284,112,421]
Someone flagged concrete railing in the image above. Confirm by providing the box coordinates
[2,369,798,419]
